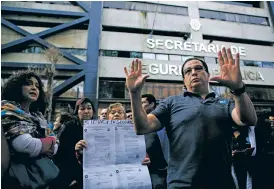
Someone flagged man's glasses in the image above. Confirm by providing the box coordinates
[183,65,204,76]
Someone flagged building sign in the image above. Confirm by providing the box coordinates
[211,68,264,81]
[147,39,247,56]
[190,19,201,31]
[142,63,264,81]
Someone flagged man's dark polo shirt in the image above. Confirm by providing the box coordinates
[151,92,236,189]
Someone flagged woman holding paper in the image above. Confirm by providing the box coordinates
[52,98,95,189]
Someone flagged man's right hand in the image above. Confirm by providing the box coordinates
[123,59,162,135]
[124,59,149,94]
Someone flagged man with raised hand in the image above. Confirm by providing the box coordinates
[124,47,257,189]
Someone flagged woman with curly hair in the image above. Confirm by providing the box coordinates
[1,70,59,189]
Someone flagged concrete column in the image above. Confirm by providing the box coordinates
[187,1,203,43]
[84,1,103,117]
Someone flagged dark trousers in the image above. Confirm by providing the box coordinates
[148,166,167,189]
[233,155,274,189]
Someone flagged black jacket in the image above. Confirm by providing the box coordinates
[52,117,83,188]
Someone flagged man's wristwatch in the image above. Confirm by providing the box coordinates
[230,82,246,96]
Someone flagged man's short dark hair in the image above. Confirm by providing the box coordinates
[126,110,132,113]
[141,94,156,108]
[181,58,209,78]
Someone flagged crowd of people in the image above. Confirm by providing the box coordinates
[1,47,274,189]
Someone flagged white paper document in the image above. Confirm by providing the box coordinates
[83,120,152,189]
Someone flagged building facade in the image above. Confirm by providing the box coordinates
[1,1,274,119]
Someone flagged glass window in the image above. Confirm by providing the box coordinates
[249,16,268,26]
[262,62,274,68]
[76,49,85,56]
[200,10,220,19]
[30,48,35,53]
[62,49,69,54]
[61,48,87,56]
[146,3,157,12]
[1,78,9,86]
[81,50,87,56]
[244,60,257,67]
[220,1,254,7]
[156,54,169,61]
[48,1,71,5]
[176,7,188,16]
[254,61,262,67]
[199,9,268,26]
[246,86,274,101]
[60,81,84,98]
[103,1,126,9]
[130,52,142,58]
[34,47,43,53]
[125,2,134,10]
[160,5,188,16]
[100,50,118,57]
[209,85,231,98]
[204,57,217,64]
[218,12,227,21]
[224,13,236,22]
[125,2,187,16]
[99,80,125,99]
[143,53,155,60]
[23,47,30,53]
[159,86,164,97]
[22,46,43,54]
[159,5,171,14]
[110,51,118,57]
[29,47,34,53]
[235,14,250,23]
[243,60,262,67]
[131,2,143,11]
[169,55,182,61]
[240,60,245,66]
[118,51,130,58]
[128,2,151,12]
[142,82,183,99]
[182,56,194,63]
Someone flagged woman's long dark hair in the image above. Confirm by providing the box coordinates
[74,97,96,119]
[2,70,47,113]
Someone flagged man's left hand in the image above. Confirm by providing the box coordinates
[210,47,243,90]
